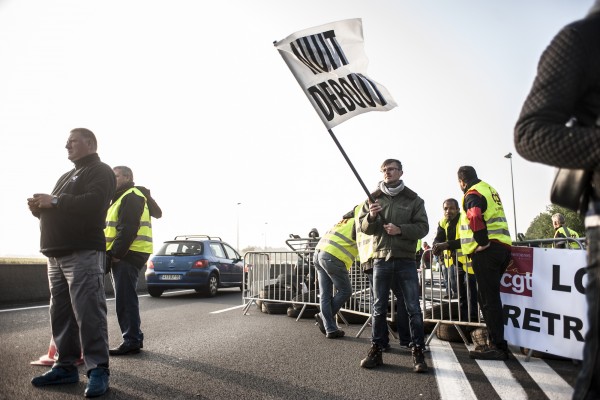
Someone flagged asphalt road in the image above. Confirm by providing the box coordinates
[0,288,581,400]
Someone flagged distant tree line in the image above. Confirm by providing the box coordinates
[523,205,584,240]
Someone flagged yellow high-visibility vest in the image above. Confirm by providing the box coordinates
[554,226,581,249]
[459,181,511,255]
[316,217,358,270]
[439,216,472,274]
[105,187,153,254]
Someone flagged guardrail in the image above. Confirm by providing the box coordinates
[0,263,147,307]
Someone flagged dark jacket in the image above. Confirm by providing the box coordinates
[514,11,600,201]
[433,213,461,262]
[359,185,429,260]
[34,153,116,257]
[108,182,162,268]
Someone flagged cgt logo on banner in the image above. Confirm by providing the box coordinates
[500,246,587,360]
[274,18,397,129]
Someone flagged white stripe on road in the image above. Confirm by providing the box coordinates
[513,350,574,400]
[429,336,477,400]
[211,304,245,314]
[476,356,527,399]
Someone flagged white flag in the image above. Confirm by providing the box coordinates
[274,18,397,129]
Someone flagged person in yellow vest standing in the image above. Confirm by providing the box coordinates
[313,209,358,339]
[432,198,478,321]
[457,166,512,360]
[551,213,581,249]
[105,166,162,355]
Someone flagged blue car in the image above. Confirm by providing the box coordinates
[145,235,244,297]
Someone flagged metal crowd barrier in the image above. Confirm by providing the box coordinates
[419,249,485,347]
[513,236,586,250]
[241,243,487,347]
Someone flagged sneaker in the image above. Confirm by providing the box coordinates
[399,343,412,351]
[382,343,392,352]
[109,342,141,356]
[468,345,509,360]
[360,344,383,368]
[31,366,79,387]
[85,368,109,398]
[314,313,326,335]
[412,346,428,373]
[326,329,345,339]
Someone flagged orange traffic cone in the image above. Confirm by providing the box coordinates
[31,336,84,366]
[30,337,57,366]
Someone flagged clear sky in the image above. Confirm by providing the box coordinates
[0,0,593,257]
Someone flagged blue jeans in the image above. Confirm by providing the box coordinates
[367,272,411,346]
[448,264,458,297]
[372,258,424,348]
[315,251,352,334]
[573,226,600,400]
[110,259,143,345]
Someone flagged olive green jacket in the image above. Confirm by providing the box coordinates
[358,185,429,261]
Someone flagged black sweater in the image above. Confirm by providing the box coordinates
[514,11,600,200]
[35,153,116,257]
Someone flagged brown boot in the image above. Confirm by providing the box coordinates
[360,344,383,368]
[412,346,428,372]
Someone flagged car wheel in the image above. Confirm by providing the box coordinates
[148,287,164,298]
[206,273,218,297]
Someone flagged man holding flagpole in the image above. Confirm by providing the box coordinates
[358,159,429,372]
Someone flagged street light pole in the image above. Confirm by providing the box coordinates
[504,153,518,239]
[236,202,241,251]
[264,222,268,250]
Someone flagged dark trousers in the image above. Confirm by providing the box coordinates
[456,268,478,321]
[366,272,411,346]
[110,259,144,346]
[470,242,511,349]
[573,226,600,400]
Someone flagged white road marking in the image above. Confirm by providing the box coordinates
[475,356,527,399]
[513,350,574,400]
[429,336,477,400]
[211,304,245,314]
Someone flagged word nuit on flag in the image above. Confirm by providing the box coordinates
[274,18,397,129]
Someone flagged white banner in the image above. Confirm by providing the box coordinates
[501,246,587,360]
[274,18,397,129]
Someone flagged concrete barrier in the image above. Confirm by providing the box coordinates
[0,263,147,307]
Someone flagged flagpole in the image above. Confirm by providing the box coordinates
[327,128,376,204]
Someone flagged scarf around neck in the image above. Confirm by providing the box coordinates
[379,180,405,197]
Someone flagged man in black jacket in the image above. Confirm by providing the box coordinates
[515,3,600,397]
[105,166,161,355]
[28,128,115,398]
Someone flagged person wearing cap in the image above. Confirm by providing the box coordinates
[514,4,600,396]
[313,211,357,338]
[358,158,429,373]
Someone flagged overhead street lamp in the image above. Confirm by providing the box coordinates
[504,153,518,239]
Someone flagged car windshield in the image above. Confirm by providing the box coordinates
[156,241,203,256]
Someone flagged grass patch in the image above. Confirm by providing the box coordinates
[0,257,46,264]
